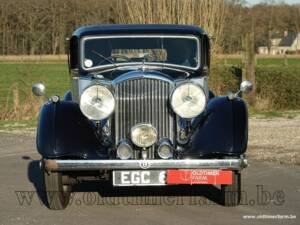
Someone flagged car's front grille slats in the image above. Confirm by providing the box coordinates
[115,77,174,159]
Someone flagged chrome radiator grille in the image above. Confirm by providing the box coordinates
[114,77,175,159]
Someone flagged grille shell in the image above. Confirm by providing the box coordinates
[114,76,175,159]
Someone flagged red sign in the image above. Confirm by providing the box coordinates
[167,169,232,185]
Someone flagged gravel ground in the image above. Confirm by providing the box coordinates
[248,118,300,166]
[0,118,299,225]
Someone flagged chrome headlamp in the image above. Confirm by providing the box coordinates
[171,82,206,119]
[131,124,158,148]
[79,84,115,120]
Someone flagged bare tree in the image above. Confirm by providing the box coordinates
[0,0,299,55]
[116,0,228,53]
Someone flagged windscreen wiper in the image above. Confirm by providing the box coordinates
[91,50,116,68]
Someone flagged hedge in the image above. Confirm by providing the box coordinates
[209,65,300,110]
[209,65,240,95]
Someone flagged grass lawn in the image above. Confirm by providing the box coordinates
[249,109,300,119]
[0,119,37,131]
[257,58,300,66]
[215,57,300,66]
[0,62,69,108]
[0,59,299,122]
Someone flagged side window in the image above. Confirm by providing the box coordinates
[202,36,210,68]
[69,36,78,69]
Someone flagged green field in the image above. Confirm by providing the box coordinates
[0,59,299,106]
[0,58,299,122]
[1,58,299,104]
[0,62,69,107]
[215,57,300,66]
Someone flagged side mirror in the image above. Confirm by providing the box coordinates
[228,80,253,100]
[32,83,46,97]
[240,80,253,93]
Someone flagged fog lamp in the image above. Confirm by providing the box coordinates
[117,141,133,160]
[131,124,157,148]
[157,140,173,159]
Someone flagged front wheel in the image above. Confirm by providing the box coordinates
[221,171,241,207]
[42,160,71,210]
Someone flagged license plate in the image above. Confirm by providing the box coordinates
[167,169,232,185]
[113,170,166,186]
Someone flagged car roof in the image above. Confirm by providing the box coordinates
[72,24,207,39]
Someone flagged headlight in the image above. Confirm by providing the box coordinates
[131,124,157,148]
[80,85,115,120]
[171,82,206,119]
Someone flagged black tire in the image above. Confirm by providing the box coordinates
[221,171,241,207]
[42,161,71,210]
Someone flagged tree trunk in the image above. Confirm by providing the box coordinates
[243,31,256,107]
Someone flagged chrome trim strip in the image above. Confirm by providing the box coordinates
[44,159,248,171]
[112,72,174,86]
[98,65,192,75]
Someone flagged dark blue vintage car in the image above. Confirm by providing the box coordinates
[32,24,253,209]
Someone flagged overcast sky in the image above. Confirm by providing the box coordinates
[247,0,300,5]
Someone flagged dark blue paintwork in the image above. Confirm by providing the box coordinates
[183,96,248,158]
[36,101,108,159]
[63,90,72,101]
[37,95,248,159]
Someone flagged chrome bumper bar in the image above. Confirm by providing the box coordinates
[44,158,247,171]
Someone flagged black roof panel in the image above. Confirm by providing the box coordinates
[73,24,207,38]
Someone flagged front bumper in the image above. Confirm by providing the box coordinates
[44,158,248,171]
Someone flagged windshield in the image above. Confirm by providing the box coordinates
[81,35,199,70]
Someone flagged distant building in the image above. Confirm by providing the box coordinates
[258,31,300,55]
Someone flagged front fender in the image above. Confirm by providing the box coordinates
[183,96,248,158]
[36,100,107,159]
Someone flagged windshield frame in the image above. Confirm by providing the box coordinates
[80,35,200,71]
